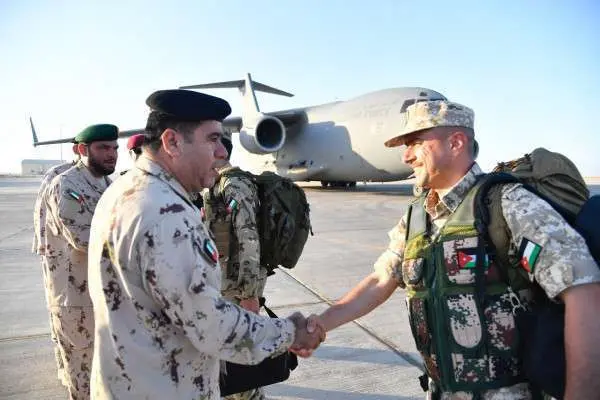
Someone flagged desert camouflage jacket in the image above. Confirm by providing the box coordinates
[32,162,74,255]
[43,161,110,307]
[87,155,295,399]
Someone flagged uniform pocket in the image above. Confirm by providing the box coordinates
[402,258,425,287]
[445,292,521,386]
[51,307,94,350]
[444,293,482,349]
[407,296,431,352]
[483,292,518,353]
[442,238,499,285]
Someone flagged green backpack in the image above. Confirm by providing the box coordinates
[475,147,591,272]
[207,167,313,272]
[472,147,597,399]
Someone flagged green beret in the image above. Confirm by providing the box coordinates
[74,124,119,144]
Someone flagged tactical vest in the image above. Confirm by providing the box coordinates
[403,185,529,393]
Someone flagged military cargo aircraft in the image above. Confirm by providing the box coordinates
[31,73,447,187]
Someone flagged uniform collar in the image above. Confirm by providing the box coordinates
[424,163,484,218]
[217,161,234,174]
[134,155,192,204]
[74,160,111,192]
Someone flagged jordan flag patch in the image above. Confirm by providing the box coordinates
[519,238,542,273]
[457,248,489,269]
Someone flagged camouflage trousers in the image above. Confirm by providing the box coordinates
[50,306,95,400]
[41,262,66,385]
[49,313,67,385]
[221,294,266,400]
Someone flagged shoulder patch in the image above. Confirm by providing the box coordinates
[202,239,219,264]
[518,238,542,273]
[225,198,238,213]
[64,189,85,204]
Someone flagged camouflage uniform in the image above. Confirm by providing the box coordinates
[32,161,74,385]
[44,160,111,400]
[205,163,267,400]
[374,163,600,399]
[87,156,295,399]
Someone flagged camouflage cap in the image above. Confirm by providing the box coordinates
[384,100,474,147]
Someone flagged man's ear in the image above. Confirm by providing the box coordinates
[448,130,468,153]
[77,143,89,157]
[161,128,182,157]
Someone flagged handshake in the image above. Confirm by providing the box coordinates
[286,313,326,358]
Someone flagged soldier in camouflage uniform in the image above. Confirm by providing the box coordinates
[87,89,324,399]
[299,100,600,399]
[43,124,119,399]
[205,136,267,400]
[32,144,80,386]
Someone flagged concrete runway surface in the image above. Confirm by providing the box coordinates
[1,176,598,400]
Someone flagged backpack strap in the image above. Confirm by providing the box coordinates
[259,296,278,318]
[473,172,532,297]
[473,173,555,306]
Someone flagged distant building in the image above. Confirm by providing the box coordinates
[21,159,65,175]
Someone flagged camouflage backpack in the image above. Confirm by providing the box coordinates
[206,167,313,272]
[472,147,600,399]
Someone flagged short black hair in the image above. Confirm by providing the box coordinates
[222,137,233,160]
[143,111,201,151]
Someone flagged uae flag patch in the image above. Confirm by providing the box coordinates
[202,239,219,264]
[226,198,238,213]
[518,238,542,273]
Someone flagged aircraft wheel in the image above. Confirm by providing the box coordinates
[321,181,329,187]
[348,181,357,188]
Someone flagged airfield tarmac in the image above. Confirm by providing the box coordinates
[1,177,598,400]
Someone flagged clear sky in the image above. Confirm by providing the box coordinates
[1,0,598,176]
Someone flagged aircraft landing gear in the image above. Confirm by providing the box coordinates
[321,181,357,188]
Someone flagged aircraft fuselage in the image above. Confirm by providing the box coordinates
[237,87,446,183]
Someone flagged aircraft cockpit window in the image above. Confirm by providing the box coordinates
[400,98,429,113]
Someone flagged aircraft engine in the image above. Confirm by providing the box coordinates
[239,114,286,154]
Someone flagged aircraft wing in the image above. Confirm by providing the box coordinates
[30,117,145,147]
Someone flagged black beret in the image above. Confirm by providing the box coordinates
[74,124,119,144]
[146,89,231,122]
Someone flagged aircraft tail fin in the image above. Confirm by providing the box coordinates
[180,73,293,117]
[30,117,39,147]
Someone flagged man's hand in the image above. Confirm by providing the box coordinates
[287,312,326,358]
[290,314,327,357]
[239,297,260,314]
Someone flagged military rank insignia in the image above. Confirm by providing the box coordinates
[65,189,85,204]
[202,239,219,264]
[226,198,238,213]
[518,238,542,273]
